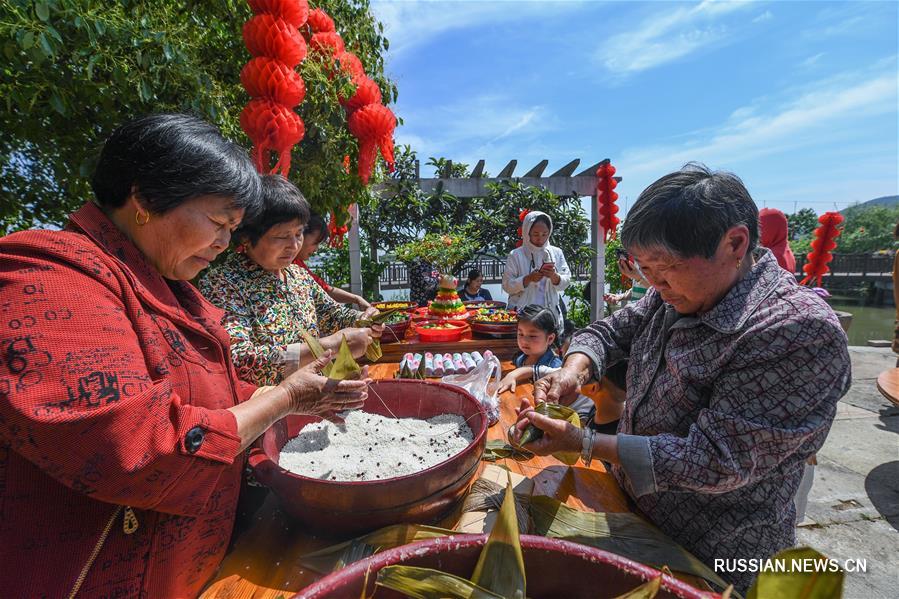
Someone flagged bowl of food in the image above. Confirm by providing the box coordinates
[295,534,720,599]
[462,300,506,310]
[249,380,488,535]
[371,300,417,312]
[469,308,518,337]
[380,311,412,344]
[416,320,470,342]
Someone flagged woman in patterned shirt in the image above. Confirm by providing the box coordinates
[512,163,850,594]
[200,175,381,386]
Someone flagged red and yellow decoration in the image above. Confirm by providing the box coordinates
[596,161,620,242]
[429,275,467,319]
[799,211,844,287]
[239,0,395,185]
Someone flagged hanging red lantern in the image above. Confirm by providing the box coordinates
[240,99,305,176]
[240,57,306,107]
[243,14,307,68]
[328,210,350,248]
[247,0,309,27]
[596,162,620,242]
[310,31,345,56]
[334,51,365,82]
[306,8,335,33]
[799,212,843,287]
[340,77,382,112]
[347,103,396,185]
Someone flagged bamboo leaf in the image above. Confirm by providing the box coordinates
[376,565,503,599]
[364,339,382,363]
[471,475,526,599]
[301,523,455,573]
[301,331,332,377]
[516,402,582,465]
[482,439,534,462]
[746,547,843,599]
[356,307,403,326]
[329,335,361,381]
[613,576,661,598]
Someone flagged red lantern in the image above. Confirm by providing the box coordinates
[799,212,844,287]
[247,0,309,27]
[243,14,307,68]
[240,57,306,107]
[334,51,365,82]
[340,77,382,112]
[306,8,335,33]
[596,162,620,242]
[347,103,396,185]
[240,99,306,176]
[328,210,350,248]
[310,31,345,56]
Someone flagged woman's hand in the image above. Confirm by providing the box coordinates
[361,305,378,319]
[533,361,589,405]
[280,353,371,422]
[369,323,384,339]
[618,258,648,286]
[510,399,582,455]
[524,270,545,286]
[342,327,375,357]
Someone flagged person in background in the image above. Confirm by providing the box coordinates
[295,213,373,312]
[199,176,380,386]
[502,211,571,333]
[759,207,796,273]
[0,114,369,598]
[512,163,850,594]
[409,257,440,307]
[605,251,652,306]
[459,268,493,302]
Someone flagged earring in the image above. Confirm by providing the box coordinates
[736,258,743,270]
[135,211,150,226]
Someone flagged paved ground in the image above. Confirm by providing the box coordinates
[795,346,899,599]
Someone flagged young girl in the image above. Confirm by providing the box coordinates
[498,305,620,431]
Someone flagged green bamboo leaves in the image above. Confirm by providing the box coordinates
[301,332,360,381]
[746,547,843,599]
[515,402,582,465]
[356,308,405,364]
[376,566,503,599]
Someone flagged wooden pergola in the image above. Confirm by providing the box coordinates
[348,158,621,321]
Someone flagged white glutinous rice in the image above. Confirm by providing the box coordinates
[279,411,473,482]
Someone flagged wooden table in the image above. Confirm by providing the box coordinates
[201,362,631,598]
[876,368,899,407]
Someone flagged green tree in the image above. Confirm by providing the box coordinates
[837,204,899,253]
[787,208,819,240]
[0,0,395,233]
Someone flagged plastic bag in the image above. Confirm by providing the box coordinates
[442,354,501,426]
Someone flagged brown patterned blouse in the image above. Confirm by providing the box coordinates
[198,251,360,386]
[568,248,851,593]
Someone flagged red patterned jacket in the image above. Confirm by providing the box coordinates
[0,203,256,598]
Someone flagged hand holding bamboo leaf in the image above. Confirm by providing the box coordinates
[510,399,583,465]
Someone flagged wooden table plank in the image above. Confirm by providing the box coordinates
[201,362,630,599]
[876,368,899,407]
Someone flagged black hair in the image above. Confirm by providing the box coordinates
[304,212,330,244]
[467,269,482,283]
[91,113,262,216]
[621,162,758,259]
[234,174,310,246]
[516,304,560,356]
[531,214,551,230]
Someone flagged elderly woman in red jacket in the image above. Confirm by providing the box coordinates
[0,114,369,598]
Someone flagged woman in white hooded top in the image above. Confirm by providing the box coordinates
[502,210,571,332]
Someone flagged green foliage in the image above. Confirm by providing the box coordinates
[0,0,395,233]
[314,235,386,299]
[787,208,819,240]
[395,232,480,274]
[362,147,592,274]
[837,204,899,253]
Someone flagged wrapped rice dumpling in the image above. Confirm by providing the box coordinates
[515,402,582,465]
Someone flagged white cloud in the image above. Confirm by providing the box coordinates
[371,0,582,58]
[615,61,898,198]
[798,52,825,68]
[752,10,772,23]
[595,0,758,75]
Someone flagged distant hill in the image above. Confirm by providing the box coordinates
[843,195,898,211]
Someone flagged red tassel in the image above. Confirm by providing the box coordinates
[799,212,843,286]
[347,103,396,185]
[596,162,620,242]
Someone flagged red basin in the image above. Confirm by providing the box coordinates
[294,534,722,599]
[249,380,488,535]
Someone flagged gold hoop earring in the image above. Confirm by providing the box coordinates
[135,211,150,226]
[736,258,743,270]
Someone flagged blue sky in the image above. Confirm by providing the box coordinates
[370,0,898,216]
